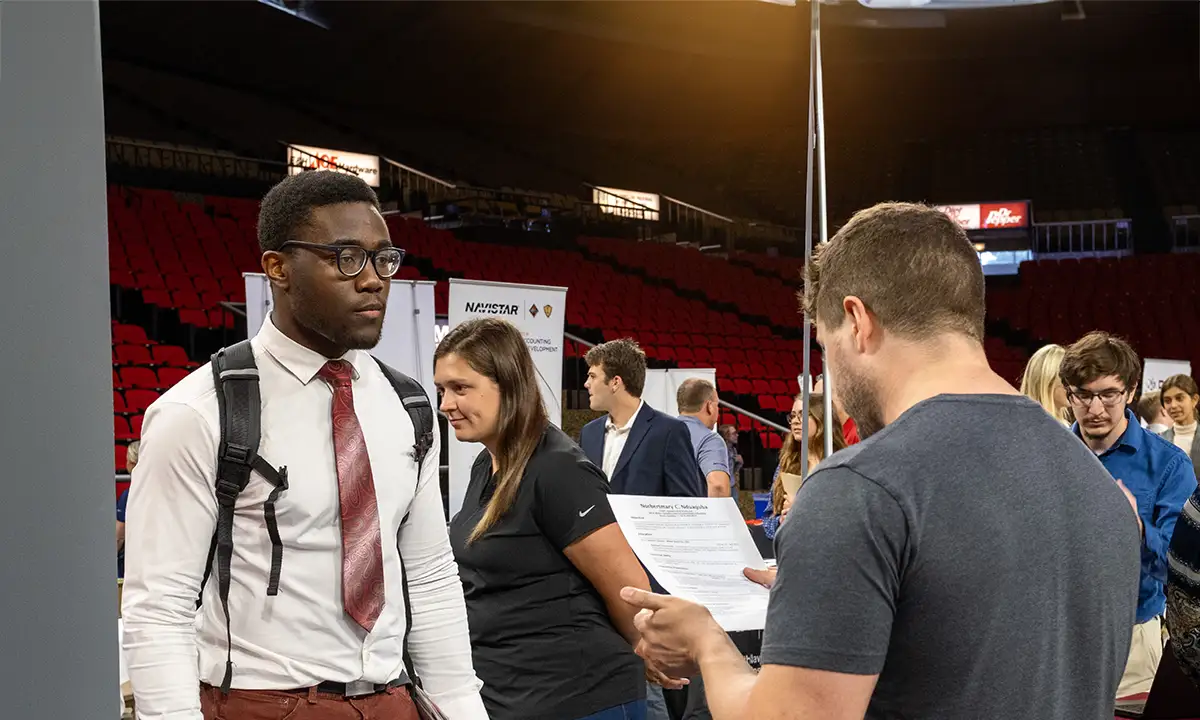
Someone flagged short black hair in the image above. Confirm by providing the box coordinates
[257,170,381,252]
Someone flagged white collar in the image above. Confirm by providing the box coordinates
[606,400,644,434]
[256,314,367,385]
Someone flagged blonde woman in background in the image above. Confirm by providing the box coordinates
[761,394,847,540]
[1021,343,1071,425]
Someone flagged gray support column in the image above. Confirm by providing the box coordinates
[0,2,116,717]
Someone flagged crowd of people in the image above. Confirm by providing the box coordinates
[120,170,1200,720]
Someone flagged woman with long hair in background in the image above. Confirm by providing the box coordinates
[1020,343,1071,425]
[760,393,847,541]
[435,317,664,720]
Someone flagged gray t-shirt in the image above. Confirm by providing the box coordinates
[762,394,1140,720]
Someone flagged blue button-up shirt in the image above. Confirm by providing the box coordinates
[1075,408,1197,623]
[678,415,729,489]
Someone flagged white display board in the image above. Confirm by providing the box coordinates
[243,273,437,406]
[1143,358,1193,395]
[446,279,567,519]
[642,368,718,424]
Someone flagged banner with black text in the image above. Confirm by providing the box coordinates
[446,279,567,519]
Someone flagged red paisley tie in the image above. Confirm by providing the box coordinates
[318,359,385,632]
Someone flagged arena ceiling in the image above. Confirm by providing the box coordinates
[100,1,1198,219]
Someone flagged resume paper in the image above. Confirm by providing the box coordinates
[608,496,771,632]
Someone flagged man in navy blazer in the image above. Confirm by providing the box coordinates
[581,339,705,720]
[580,339,703,498]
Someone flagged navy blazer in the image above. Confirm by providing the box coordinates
[580,403,704,497]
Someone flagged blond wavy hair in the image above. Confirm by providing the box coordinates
[1020,344,1070,424]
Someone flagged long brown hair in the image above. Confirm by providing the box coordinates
[773,394,847,515]
[435,318,549,543]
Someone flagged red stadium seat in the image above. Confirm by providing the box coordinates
[112,324,149,345]
[209,308,234,328]
[164,273,194,291]
[119,367,159,390]
[114,415,135,442]
[179,309,213,328]
[194,275,221,294]
[115,445,128,472]
[151,345,197,368]
[142,289,172,307]
[114,344,153,366]
[124,389,159,413]
[171,290,204,309]
[157,367,190,388]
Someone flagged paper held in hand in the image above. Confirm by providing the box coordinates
[779,472,804,500]
[607,496,771,632]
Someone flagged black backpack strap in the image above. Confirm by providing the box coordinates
[372,357,435,472]
[396,511,422,690]
[205,340,289,694]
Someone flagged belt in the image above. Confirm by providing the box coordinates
[314,676,409,698]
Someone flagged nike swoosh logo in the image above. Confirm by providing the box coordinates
[579,505,596,517]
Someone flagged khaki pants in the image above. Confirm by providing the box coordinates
[1117,616,1165,699]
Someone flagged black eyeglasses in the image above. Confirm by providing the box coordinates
[1067,387,1128,408]
[281,241,405,278]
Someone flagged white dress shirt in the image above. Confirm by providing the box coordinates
[602,401,644,479]
[122,317,487,720]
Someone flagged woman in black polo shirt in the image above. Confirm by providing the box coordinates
[434,318,656,720]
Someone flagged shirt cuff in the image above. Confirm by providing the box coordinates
[428,685,489,720]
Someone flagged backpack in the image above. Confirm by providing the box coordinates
[199,339,435,694]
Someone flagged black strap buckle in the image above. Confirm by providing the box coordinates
[412,431,433,465]
[215,478,244,507]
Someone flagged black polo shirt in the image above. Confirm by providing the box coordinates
[449,426,644,720]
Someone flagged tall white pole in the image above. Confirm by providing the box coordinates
[798,0,819,479]
[814,0,835,459]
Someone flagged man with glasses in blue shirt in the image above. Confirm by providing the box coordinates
[1061,331,1197,700]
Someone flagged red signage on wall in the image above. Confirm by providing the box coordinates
[979,202,1029,229]
[934,200,1030,230]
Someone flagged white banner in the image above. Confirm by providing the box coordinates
[243,273,437,405]
[1143,358,1193,395]
[286,144,381,187]
[446,279,567,519]
[642,368,718,426]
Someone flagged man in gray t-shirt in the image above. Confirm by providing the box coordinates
[621,203,1141,720]
[761,394,1138,718]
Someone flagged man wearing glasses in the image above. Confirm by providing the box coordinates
[1061,331,1197,700]
[123,171,488,720]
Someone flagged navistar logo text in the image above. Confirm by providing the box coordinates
[465,302,519,316]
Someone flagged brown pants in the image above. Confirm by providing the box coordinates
[201,683,419,720]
